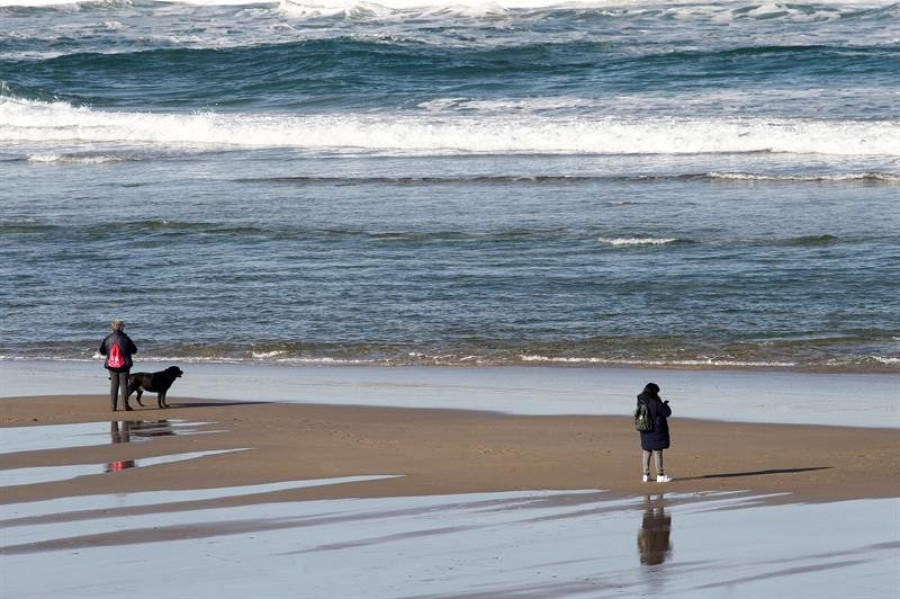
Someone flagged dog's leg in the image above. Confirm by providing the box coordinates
[135,389,144,407]
[159,392,168,408]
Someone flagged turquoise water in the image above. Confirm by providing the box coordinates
[1,0,898,370]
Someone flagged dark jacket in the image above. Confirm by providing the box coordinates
[637,391,671,451]
[99,331,137,372]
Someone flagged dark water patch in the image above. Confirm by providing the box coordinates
[236,175,622,186]
[615,44,900,95]
[2,219,590,244]
[0,221,58,234]
[5,36,896,109]
[781,234,841,247]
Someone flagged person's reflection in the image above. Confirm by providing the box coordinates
[638,494,672,566]
[107,421,135,472]
[110,420,132,443]
[104,458,135,473]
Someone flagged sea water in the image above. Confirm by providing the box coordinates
[1,0,898,371]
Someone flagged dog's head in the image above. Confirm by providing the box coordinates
[166,366,184,379]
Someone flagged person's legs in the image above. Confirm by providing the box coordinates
[109,372,119,411]
[118,371,131,411]
[642,450,652,477]
[655,450,672,482]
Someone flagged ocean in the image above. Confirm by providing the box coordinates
[1,0,898,372]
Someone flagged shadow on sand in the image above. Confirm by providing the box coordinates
[677,467,832,482]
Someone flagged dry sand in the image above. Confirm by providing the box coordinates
[2,395,897,507]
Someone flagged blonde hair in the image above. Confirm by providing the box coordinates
[111,319,125,331]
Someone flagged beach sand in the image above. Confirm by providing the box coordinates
[2,394,897,507]
[2,382,899,598]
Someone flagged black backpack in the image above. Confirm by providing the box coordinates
[634,402,653,432]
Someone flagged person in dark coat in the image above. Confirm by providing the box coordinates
[99,319,138,412]
[637,382,672,482]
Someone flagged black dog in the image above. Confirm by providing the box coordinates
[127,366,183,409]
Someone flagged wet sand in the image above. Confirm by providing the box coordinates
[3,392,899,598]
[2,395,897,506]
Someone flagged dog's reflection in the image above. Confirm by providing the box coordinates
[638,494,672,566]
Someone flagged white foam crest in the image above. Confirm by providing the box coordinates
[597,236,678,246]
[520,355,799,368]
[0,0,264,6]
[3,96,899,156]
[274,356,378,364]
[1,0,140,7]
[268,0,900,25]
[250,350,286,358]
[871,356,900,365]
[277,0,393,18]
[26,152,127,164]
[709,171,900,182]
[417,1,509,17]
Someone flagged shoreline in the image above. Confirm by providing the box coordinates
[2,395,897,505]
[2,360,897,428]
[2,355,899,375]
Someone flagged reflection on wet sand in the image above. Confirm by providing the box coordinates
[106,420,176,473]
[0,420,235,486]
[3,487,896,597]
[638,494,672,566]
[110,420,176,444]
[104,459,135,473]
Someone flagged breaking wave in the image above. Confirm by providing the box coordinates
[597,237,680,247]
[2,95,898,156]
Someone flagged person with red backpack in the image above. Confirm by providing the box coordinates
[99,319,138,411]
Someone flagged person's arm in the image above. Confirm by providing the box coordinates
[661,401,672,418]
[128,337,138,354]
[99,337,108,355]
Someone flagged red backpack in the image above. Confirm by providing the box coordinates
[108,342,126,369]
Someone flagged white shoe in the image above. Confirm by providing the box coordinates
[657,474,672,483]
[642,474,651,483]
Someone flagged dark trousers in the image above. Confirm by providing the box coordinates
[109,370,130,411]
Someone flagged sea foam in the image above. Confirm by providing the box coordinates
[2,96,898,156]
[597,237,678,247]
